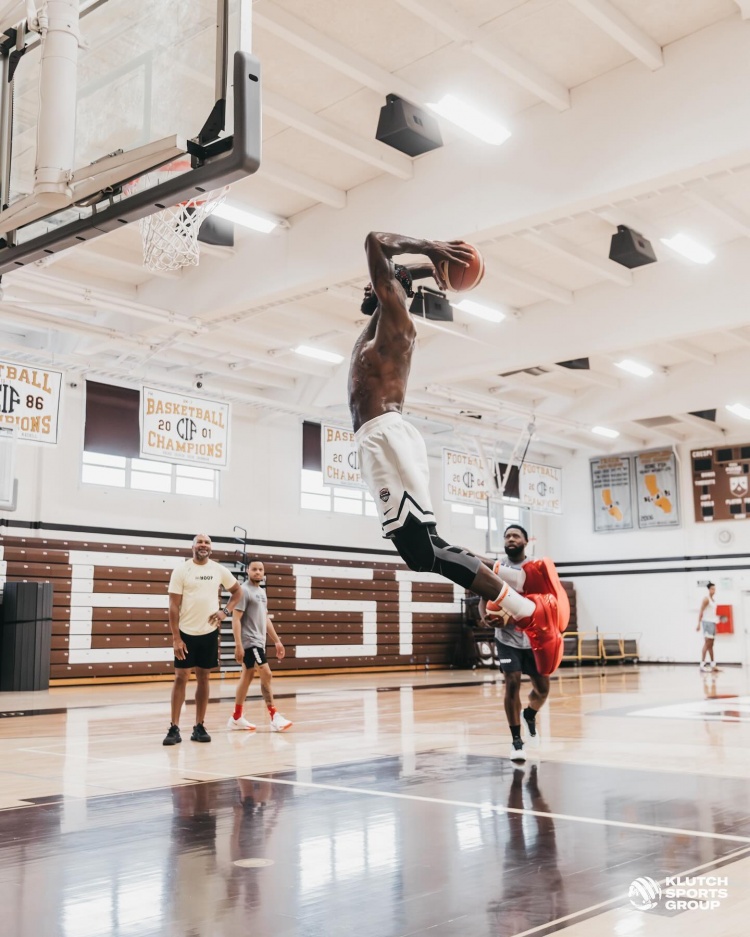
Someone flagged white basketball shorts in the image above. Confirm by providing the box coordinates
[355,411,435,537]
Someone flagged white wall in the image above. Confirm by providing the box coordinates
[2,384,497,558]
[546,445,750,665]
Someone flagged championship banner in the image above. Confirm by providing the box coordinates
[443,448,488,505]
[590,455,634,532]
[140,386,230,467]
[0,358,62,444]
[321,424,366,488]
[635,448,679,529]
[520,461,562,514]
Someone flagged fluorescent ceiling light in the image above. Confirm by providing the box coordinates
[591,426,620,439]
[426,95,511,145]
[212,203,278,233]
[294,345,344,364]
[660,233,715,264]
[615,359,653,378]
[726,403,750,420]
[454,299,505,323]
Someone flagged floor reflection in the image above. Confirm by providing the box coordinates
[0,751,748,937]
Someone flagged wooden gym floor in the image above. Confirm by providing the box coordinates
[1,665,749,936]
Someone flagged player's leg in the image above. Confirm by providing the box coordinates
[191,667,212,741]
[189,630,219,742]
[257,660,293,731]
[164,667,190,745]
[228,655,256,730]
[523,665,550,748]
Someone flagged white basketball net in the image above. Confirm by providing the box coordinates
[135,183,229,272]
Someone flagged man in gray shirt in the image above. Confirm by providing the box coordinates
[489,525,550,764]
[226,558,293,732]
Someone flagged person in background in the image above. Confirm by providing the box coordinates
[697,581,720,672]
[164,533,242,745]
[227,558,293,733]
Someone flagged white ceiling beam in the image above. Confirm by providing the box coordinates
[677,412,726,438]
[395,0,570,111]
[724,328,750,347]
[567,0,663,70]
[484,257,574,305]
[660,339,715,366]
[264,91,413,180]
[734,1,750,20]
[685,184,750,238]
[255,3,426,105]
[524,229,633,286]
[259,159,346,209]
[488,376,580,401]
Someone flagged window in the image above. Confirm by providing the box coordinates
[82,452,219,499]
[450,500,529,533]
[301,469,377,516]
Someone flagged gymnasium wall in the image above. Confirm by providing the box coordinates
[546,445,750,665]
[0,534,465,682]
[3,382,493,555]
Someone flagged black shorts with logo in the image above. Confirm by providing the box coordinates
[496,641,539,677]
[242,645,268,668]
[175,629,219,670]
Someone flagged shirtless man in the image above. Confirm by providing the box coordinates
[347,231,567,648]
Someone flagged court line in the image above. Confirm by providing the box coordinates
[237,773,750,844]
[507,845,750,937]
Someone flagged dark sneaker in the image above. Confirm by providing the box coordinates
[523,711,541,749]
[191,723,211,743]
[163,724,181,746]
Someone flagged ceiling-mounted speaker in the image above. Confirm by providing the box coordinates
[410,286,453,322]
[376,94,443,157]
[609,224,657,268]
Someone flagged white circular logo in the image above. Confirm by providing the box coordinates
[629,877,662,911]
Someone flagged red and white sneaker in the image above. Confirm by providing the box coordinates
[516,594,564,676]
[270,712,293,732]
[227,715,256,731]
[522,558,570,632]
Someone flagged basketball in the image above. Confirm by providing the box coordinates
[439,244,485,292]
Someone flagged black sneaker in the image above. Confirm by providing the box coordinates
[191,723,211,743]
[163,724,181,746]
[523,707,539,744]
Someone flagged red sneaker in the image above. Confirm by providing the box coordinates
[516,593,564,676]
[523,558,570,633]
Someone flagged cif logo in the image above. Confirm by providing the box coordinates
[348,450,359,471]
[629,877,662,911]
[462,471,475,488]
[177,417,197,441]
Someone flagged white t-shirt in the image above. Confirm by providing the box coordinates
[168,559,237,635]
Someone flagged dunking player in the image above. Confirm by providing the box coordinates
[348,232,568,658]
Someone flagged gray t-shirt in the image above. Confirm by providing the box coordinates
[236,581,268,649]
[494,558,532,650]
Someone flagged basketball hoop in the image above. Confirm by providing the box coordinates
[125,160,229,272]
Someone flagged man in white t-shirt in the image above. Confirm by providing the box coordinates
[163,533,242,745]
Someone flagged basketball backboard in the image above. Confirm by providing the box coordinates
[0,0,260,273]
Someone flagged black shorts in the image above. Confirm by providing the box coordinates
[242,646,268,668]
[496,641,539,677]
[174,629,219,670]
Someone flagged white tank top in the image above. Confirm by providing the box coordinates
[702,595,718,623]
